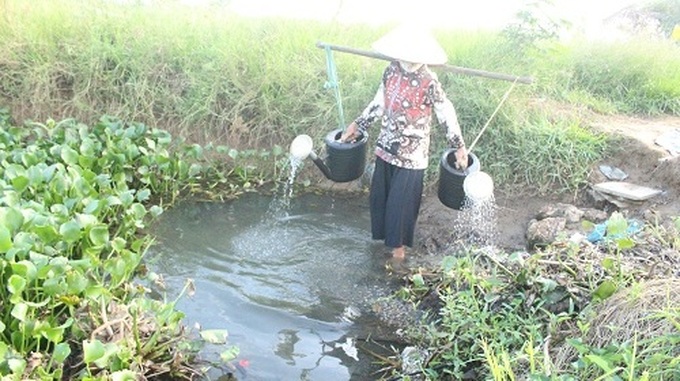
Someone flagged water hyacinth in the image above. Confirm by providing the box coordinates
[0,111,246,380]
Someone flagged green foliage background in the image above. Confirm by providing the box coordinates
[1,0,678,195]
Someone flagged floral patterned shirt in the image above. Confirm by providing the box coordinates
[354,61,465,170]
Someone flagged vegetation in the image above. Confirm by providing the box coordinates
[0,109,266,379]
[391,213,680,380]
[2,0,679,195]
[0,0,678,380]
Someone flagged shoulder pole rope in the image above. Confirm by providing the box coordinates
[317,41,533,85]
[467,78,518,154]
[323,45,346,131]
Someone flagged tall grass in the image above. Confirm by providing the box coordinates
[555,39,680,115]
[1,0,678,194]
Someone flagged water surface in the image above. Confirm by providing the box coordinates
[148,193,396,380]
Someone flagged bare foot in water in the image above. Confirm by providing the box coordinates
[392,246,405,259]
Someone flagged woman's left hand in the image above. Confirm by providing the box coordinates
[455,147,468,170]
[339,122,359,143]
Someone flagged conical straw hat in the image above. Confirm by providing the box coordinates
[372,24,448,65]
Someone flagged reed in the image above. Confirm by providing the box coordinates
[1,0,678,194]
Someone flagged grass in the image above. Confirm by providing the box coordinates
[4,0,678,196]
[389,213,680,380]
[1,1,679,379]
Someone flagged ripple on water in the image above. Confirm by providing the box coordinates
[147,194,427,379]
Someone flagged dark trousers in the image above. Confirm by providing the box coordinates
[369,157,425,248]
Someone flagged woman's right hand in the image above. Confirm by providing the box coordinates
[339,122,359,143]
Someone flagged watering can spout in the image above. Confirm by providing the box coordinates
[309,151,334,180]
[289,134,334,180]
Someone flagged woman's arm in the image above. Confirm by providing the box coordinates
[340,82,385,142]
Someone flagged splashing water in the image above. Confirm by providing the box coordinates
[286,155,303,199]
[268,155,304,218]
[452,195,499,247]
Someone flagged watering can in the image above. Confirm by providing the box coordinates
[438,149,494,210]
[289,129,368,183]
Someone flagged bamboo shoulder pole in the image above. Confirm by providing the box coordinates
[316,41,534,85]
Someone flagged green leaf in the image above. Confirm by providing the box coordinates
[107,195,123,206]
[8,274,27,294]
[220,346,240,363]
[42,318,73,343]
[11,176,29,192]
[581,220,595,230]
[441,256,459,273]
[83,339,105,364]
[33,224,59,244]
[11,302,28,321]
[111,370,139,381]
[537,277,558,292]
[59,220,82,243]
[76,213,98,229]
[149,205,163,218]
[11,260,37,281]
[601,257,615,271]
[120,191,134,206]
[67,271,89,294]
[7,358,26,375]
[411,273,425,288]
[43,276,67,296]
[83,199,100,215]
[80,138,96,157]
[2,207,24,233]
[129,203,147,220]
[200,329,229,344]
[585,354,614,372]
[111,237,127,252]
[53,342,72,363]
[136,189,151,202]
[615,237,635,250]
[61,146,80,166]
[228,149,239,159]
[0,225,13,253]
[189,163,202,177]
[89,225,109,246]
[606,212,627,237]
[593,280,617,301]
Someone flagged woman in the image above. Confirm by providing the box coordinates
[341,25,468,260]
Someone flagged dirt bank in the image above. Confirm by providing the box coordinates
[415,115,680,255]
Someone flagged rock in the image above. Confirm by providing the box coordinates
[526,217,567,248]
[654,128,680,156]
[582,208,608,223]
[400,346,429,378]
[536,203,584,223]
[590,189,640,208]
[599,164,628,180]
[593,181,663,201]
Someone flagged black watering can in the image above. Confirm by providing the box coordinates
[289,128,368,183]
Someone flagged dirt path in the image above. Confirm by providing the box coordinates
[416,115,680,253]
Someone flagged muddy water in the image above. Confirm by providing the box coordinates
[147,193,398,380]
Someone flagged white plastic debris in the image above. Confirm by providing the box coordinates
[336,337,359,361]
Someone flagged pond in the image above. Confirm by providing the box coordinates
[147,192,404,380]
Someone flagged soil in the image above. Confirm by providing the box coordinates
[415,114,680,255]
